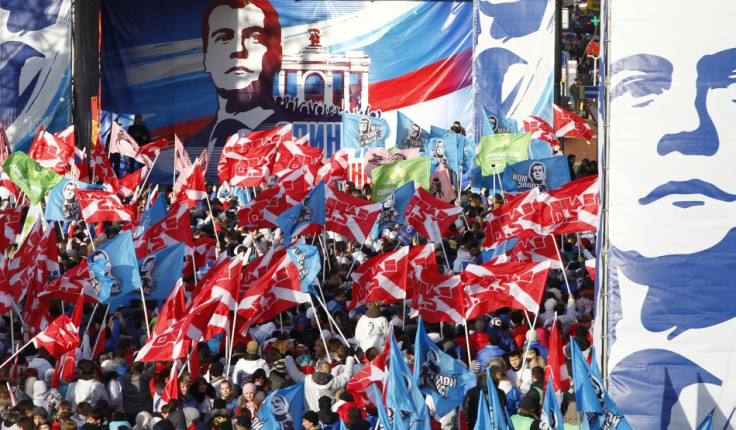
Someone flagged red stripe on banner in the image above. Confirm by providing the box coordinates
[368,48,472,112]
[149,116,215,142]
[347,162,370,187]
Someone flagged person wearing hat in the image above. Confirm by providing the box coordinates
[510,394,540,430]
[232,341,268,389]
[486,316,516,353]
[301,411,320,430]
[316,396,338,428]
[346,407,370,430]
[268,359,289,391]
[521,329,548,362]
[239,383,259,418]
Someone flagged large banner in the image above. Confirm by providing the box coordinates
[0,0,73,151]
[100,0,473,182]
[604,2,736,428]
[472,0,555,140]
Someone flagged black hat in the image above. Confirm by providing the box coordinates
[153,419,175,430]
[520,394,538,411]
[318,396,332,410]
[303,411,319,426]
[348,407,363,422]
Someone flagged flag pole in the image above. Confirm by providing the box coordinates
[205,197,221,255]
[190,252,199,284]
[85,303,99,332]
[517,311,540,391]
[435,222,452,270]
[138,153,161,192]
[139,288,151,337]
[313,294,349,346]
[550,235,572,295]
[309,295,330,362]
[0,339,33,370]
[92,304,112,354]
[462,318,473,366]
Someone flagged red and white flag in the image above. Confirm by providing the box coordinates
[161,361,179,404]
[428,164,457,204]
[237,185,308,229]
[553,105,594,141]
[316,149,350,185]
[325,186,382,243]
[189,256,243,340]
[585,258,596,281]
[461,260,552,319]
[413,271,464,325]
[38,259,99,304]
[134,199,192,258]
[31,313,81,359]
[0,126,11,163]
[218,138,278,187]
[0,256,12,316]
[544,318,571,393]
[176,164,207,207]
[9,220,58,302]
[404,187,462,243]
[76,189,135,223]
[117,167,147,200]
[524,116,560,152]
[406,243,437,299]
[347,347,389,407]
[153,279,187,337]
[349,246,409,310]
[90,136,121,193]
[276,167,314,196]
[28,126,74,174]
[174,134,192,173]
[483,175,599,248]
[136,138,168,162]
[239,247,286,294]
[108,122,141,159]
[272,139,323,178]
[0,206,24,250]
[490,233,562,269]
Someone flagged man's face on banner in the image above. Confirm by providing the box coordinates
[609,4,736,257]
[530,163,545,182]
[204,3,268,92]
[359,118,370,133]
[271,394,288,415]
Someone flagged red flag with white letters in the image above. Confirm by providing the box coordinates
[134,199,192,258]
[237,185,308,229]
[219,140,278,187]
[31,314,81,359]
[404,187,462,243]
[38,259,99,304]
[349,246,409,310]
[413,271,464,325]
[161,361,179,404]
[176,164,207,208]
[90,136,120,192]
[325,186,382,243]
[76,189,135,223]
[0,206,23,250]
[28,126,74,175]
[272,139,323,178]
[553,105,594,141]
[117,167,147,200]
[347,347,389,408]
[524,116,560,152]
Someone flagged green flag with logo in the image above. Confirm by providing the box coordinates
[475,132,531,176]
[372,156,430,202]
[2,151,63,204]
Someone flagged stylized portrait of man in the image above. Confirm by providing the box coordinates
[488,115,499,133]
[270,394,295,430]
[88,250,121,296]
[186,0,283,153]
[528,162,548,192]
[403,123,425,149]
[377,193,398,226]
[139,255,156,295]
[606,2,736,427]
[61,181,80,219]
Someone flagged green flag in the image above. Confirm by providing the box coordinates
[372,156,430,202]
[2,151,63,204]
[475,132,531,176]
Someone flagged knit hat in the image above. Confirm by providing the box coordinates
[101,360,117,373]
[318,396,332,410]
[242,383,257,394]
[544,298,557,312]
[526,329,539,342]
[32,407,48,418]
[246,340,259,355]
[520,394,538,411]
[303,411,319,426]
[272,359,286,373]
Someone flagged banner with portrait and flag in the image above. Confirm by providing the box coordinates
[501,156,571,194]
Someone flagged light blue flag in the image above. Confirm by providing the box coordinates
[286,244,321,295]
[482,108,519,135]
[276,181,326,245]
[372,384,394,430]
[425,135,461,173]
[232,186,251,206]
[396,111,429,150]
[88,230,142,305]
[45,178,104,221]
[429,125,452,139]
[341,113,391,149]
[540,378,565,430]
[135,193,167,238]
[474,385,491,430]
[501,156,571,193]
[480,238,519,264]
[386,335,419,414]
[696,409,714,430]
[252,381,305,430]
[487,369,508,429]
[414,318,476,417]
[460,134,477,174]
[135,242,186,301]
[370,180,415,239]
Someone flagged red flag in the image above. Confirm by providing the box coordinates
[117,167,147,200]
[136,138,168,161]
[347,347,389,407]
[349,246,409,310]
[524,116,560,152]
[490,234,562,269]
[161,361,179,404]
[553,105,594,141]
[404,187,462,243]
[38,259,99,304]
[93,325,106,359]
[90,136,121,192]
[189,256,243,340]
[52,349,76,389]
[483,175,599,248]
[109,122,140,159]
[31,314,81,359]
[0,256,12,316]
[174,134,192,173]
[406,243,438,299]
[0,206,24,250]
[176,165,207,208]
[218,139,278,187]
[237,185,308,229]
[585,258,596,281]
[76,189,135,223]
[239,247,287,295]
[28,126,74,174]
[237,254,309,330]
[153,280,187,337]
[544,318,571,393]
[189,345,201,380]
[272,139,323,178]
[461,260,552,320]
[9,221,58,302]
[413,271,464,325]
[325,186,382,243]
[276,167,314,197]
[134,199,192,258]
[428,164,457,204]
[0,126,11,163]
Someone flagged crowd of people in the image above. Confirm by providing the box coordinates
[0,145,598,430]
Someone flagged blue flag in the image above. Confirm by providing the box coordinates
[540,378,565,430]
[570,339,632,430]
[276,181,326,245]
[474,386,491,430]
[460,134,477,174]
[396,111,429,150]
[479,238,519,264]
[414,318,476,417]
[286,244,321,295]
[487,369,508,429]
[252,381,305,430]
[371,180,416,239]
[501,156,571,193]
[232,186,251,206]
[135,193,167,238]
[429,125,452,139]
[45,179,104,221]
[386,335,419,414]
[88,231,142,305]
[136,242,186,301]
[696,409,714,430]
[341,113,391,149]
[372,384,394,430]
[425,135,461,173]
[482,108,518,135]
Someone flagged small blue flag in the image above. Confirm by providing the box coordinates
[396,111,429,150]
[135,193,167,238]
[429,125,452,139]
[696,409,714,430]
[540,378,565,430]
[487,369,508,429]
[136,242,186,301]
[252,381,305,430]
[386,335,419,414]
[88,230,142,305]
[474,384,491,430]
[501,156,571,193]
[414,318,476,416]
[285,244,321,295]
[425,134,461,173]
[371,181,415,239]
[45,178,103,222]
[341,113,391,149]
[276,181,326,245]
[372,384,394,430]
[482,108,518,135]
